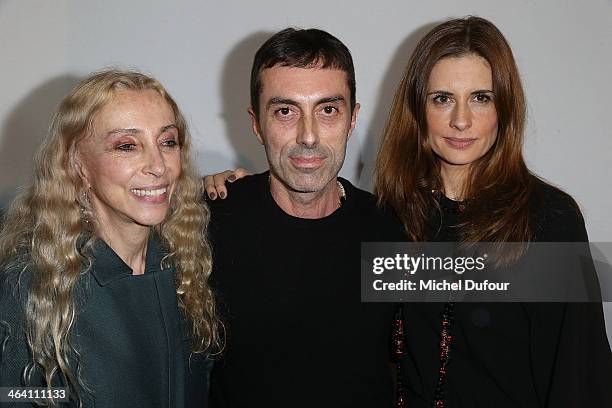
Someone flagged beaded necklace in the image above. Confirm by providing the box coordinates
[268,174,346,208]
[432,192,464,408]
[392,306,407,407]
[432,302,455,407]
[393,192,464,408]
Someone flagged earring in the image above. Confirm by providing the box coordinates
[80,190,91,224]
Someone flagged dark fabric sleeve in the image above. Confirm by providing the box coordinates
[0,268,36,407]
[526,207,612,407]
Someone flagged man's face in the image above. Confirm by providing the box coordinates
[249,65,359,193]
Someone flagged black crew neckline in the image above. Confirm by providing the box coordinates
[258,171,354,228]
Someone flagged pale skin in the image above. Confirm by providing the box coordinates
[206,65,359,219]
[426,54,499,200]
[75,89,181,275]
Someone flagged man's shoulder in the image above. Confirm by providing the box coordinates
[208,172,268,214]
[341,178,390,216]
[341,178,376,206]
[341,178,407,240]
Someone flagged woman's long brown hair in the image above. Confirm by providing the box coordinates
[375,16,535,247]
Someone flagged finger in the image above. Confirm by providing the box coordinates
[203,175,218,200]
[228,167,251,182]
[213,171,234,199]
[204,170,233,200]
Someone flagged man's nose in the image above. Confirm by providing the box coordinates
[296,114,319,148]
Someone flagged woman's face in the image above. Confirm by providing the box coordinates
[76,89,181,234]
[426,54,498,172]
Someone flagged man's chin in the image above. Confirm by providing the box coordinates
[271,166,337,193]
[290,165,322,175]
[283,176,332,194]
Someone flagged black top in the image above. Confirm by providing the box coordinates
[402,181,612,407]
[0,236,209,407]
[208,172,406,408]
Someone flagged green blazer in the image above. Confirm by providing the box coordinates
[0,236,211,407]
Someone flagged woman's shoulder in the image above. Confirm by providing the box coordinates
[530,178,587,242]
[0,259,30,359]
[0,258,31,312]
[1,253,87,311]
[531,178,580,212]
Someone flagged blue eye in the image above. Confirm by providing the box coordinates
[162,139,178,147]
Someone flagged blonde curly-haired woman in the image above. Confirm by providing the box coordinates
[0,70,221,407]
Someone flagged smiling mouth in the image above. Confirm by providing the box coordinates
[130,186,169,203]
[131,187,167,197]
[443,137,476,149]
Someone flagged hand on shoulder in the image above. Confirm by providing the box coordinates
[203,168,250,200]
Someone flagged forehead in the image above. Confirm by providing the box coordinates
[428,54,492,89]
[94,89,174,130]
[259,66,350,103]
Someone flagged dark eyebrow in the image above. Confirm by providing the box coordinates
[317,96,345,105]
[266,95,346,109]
[426,89,494,96]
[471,89,494,95]
[426,90,453,96]
[267,98,299,109]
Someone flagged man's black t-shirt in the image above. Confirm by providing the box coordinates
[208,172,405,407]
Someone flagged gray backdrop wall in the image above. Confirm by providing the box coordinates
[1,0,611,342]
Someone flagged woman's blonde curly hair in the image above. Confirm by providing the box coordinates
[0,69,222,398]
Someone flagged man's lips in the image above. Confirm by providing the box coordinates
[443,137,476,149]
[290,156,325,167]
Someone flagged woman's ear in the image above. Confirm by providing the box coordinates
[73,148,91,189]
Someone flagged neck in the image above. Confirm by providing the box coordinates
[96,221,150,275]
[440,163,468,201]
[269,174,342,219]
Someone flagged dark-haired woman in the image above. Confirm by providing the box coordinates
[375,16,612,407]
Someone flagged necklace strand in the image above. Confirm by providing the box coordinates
[268,174,346,208]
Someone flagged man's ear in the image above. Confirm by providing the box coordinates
[347,102,361,140]
[248,107,264,145]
